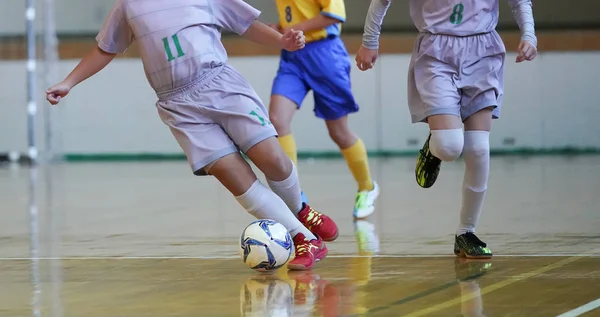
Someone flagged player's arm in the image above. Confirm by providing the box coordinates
[362,0,392,50]
[47,0,131,105]
[242,21,305,51]
[356,0,392,71]
[46,47,115,105]
[46,47,118,105]
[285,0,345,33]
[65,48,115,88]
[216,0,304,51]
[507,0,537,62]
[284,15,340,33]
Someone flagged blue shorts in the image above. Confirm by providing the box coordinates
[271,36,359,120]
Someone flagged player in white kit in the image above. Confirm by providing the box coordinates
[45,0,341,270]
[356,0,538,258]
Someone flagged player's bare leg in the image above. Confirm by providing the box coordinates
[415,114,463,188]
[454,108,493,259]
[325,116,379,219]
[207,151,327,270]
[246,137,339,242]
[269,95,296,137]
[269,94,309,204]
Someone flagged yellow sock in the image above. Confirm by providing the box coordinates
[277,134,298,166]
[350,256,372,287]
[341,139,374,192]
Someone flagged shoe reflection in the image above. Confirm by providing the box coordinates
[354,219,380,255]
[240,268,373,317]
[455,258,492,317]
[240,220,380,317]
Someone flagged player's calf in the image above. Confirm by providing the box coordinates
[204,152,259,196]
[326,118,379,218]
[247,137,303,211]
[247,137,294,182]
[246,137,339,241]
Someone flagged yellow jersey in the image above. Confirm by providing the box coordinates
[275,0,346,43]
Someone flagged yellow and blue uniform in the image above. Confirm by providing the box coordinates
[271,0,358,120]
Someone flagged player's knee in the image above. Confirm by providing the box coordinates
[463,131,490,159]
[328,129,351,147]
[264,151,294,179]
[430,129,464,162]
[268,111,289,133]
[326,121,355,148]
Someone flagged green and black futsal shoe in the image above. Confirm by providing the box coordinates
[454,232,493,259]
[415,133,441,188]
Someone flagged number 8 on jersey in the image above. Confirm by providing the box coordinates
[449,3,464,25]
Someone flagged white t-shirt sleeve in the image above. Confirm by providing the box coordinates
[95,0,134,54]
[214,0,261,36]
[362,0,393,50]
[507,0,537,47]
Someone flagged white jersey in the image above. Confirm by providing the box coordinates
[96,0,260,94]
[410,0,501,36]
[362,0,536,49]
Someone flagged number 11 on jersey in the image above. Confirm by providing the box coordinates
[162,34,185,62]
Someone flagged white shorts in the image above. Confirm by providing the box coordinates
[156,64,277,175]
[407,31,506,123]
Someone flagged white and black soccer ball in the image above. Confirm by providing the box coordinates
[240,219,293,272]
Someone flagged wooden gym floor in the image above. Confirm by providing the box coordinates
[1,156,599,316]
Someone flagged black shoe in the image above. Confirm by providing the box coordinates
[415,134,441,188]
[454,232,493,259]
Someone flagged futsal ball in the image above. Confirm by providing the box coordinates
[240,219,293,272]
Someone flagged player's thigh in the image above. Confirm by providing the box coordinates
[211,93,293,181]
[460,55,504,130]
[312,72,359,120]
[271,56,310,111]
[460,32,505,128]
[214,94,278,154]
[412,54,463,129]
[157,104,238,176]
[269,94,299,135]
[304,44,359,120]
[463,107,493,131]
[204,77,278,157]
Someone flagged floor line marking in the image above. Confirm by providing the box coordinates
[0,254,598,261]
[401,256,585,317]
[556,298,600,317]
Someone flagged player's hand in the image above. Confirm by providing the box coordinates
[355,45,379,71]
[516,40,537,63]
[46,82,71,105]
[281,29,305,51]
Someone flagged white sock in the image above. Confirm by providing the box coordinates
[458,131,490,235]
[236,180,316,240]
[266,163,303,215]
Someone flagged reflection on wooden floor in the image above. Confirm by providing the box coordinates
[1,156,599,316]
[1,256,600,317]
